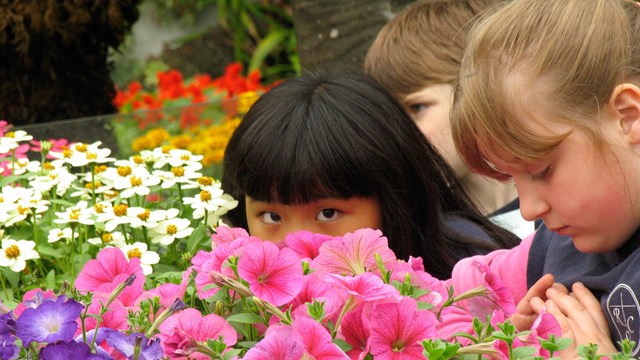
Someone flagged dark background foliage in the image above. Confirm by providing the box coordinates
[0,0,140,125]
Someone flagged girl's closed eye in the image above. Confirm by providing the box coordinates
[531,164,552,181]
[407,103,430,116]
[259,211,282,224]
[316,208,341,222]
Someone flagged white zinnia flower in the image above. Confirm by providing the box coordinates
[48,228,74,243]
[0,130,33,153]
[149,217,193,246]
[118,242,159,275]
[0,239,40,272]
[53,200,95,226]
[87,231,126,247]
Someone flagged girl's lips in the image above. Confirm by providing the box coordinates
[549,226,569,235]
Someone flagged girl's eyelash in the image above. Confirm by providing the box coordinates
[532,166,551,180]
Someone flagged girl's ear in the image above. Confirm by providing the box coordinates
[613,83,640,145]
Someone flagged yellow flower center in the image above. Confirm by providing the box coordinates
[5,244,20,259]
[86,152,97,160]
[94,204,105,213]
[62,149,73,158]
[113,204,128,217]
[197,176,213,186]
[4,131,15,138]
[102,233,113,243]
[94,164,108,174]
[69,209,80,220]
[43,162,54,170]
[130,176,142,187]
[199,190,211,202]
[88,181,102,189]
[161,145,175,154]
[127,248,142,259]
[117,166,132,177]
[49,173,58,180]
[17,206,30,215]
[138,209,150,221]
[75,144,88,152]
[171,167,184,177]
[133,155,144,165]
[166,224,178,235]
[180,154,190,161]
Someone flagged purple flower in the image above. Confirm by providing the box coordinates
[16,296,84,346]
[0,313,16,336]
[106,331,163,360]
[39,341,105,360]
[0,332,19,360]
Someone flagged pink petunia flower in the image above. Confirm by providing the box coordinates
[390,261,447,308]
[285,230,333,261]
[314,228,397,276]
[368,297,438,360]
[325,272,401,305]
[237,241,303,306]
[158,308,237,360]
[242,324,305,360]
[289,273,345,322]
[210,226,251,246]
[13,289,56,318]
[0,120,10,135]
[139,267,192,309]
[292,316,348,359]
[82,293,130,332]
[524,308,562,358]
[75,247,144,294]
[465,261,516,319]
[340,303,371,359]
[193,237,257,299]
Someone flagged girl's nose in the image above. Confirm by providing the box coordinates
[517,186,550,222]
[516,180,551,221]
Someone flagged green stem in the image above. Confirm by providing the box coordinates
[0,273,10,301]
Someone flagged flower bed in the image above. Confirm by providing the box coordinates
[0,126,633,358]
[111,63,272,178]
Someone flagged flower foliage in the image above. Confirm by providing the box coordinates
[0,129,635,359]
[113,63,273,171]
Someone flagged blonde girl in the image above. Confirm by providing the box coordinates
[445,0,640,357]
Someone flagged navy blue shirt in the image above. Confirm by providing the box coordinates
[527,224,640,355]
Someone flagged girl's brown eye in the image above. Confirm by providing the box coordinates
[317,208,339,221]
[260,211,282,224]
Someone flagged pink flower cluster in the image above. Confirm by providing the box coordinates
[11,227,560,359]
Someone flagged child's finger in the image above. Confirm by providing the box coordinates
[571,282,610,337]
[517,274,555,314]
[546,289,618,356]
[551,282,569,294]
[512,274,555,330]
[544,298,578,355]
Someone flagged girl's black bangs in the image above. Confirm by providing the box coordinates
[233,114,377,204]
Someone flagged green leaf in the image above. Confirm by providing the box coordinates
[236,340,259,349]
[187,224,210,254]
[226,312,264,324]
[37,244,64,259]
[223,349,243,360]
[2,268,20,288]
[45,269,56,290]
[333,338,353,352]
[249,29,289,72]
[512,346,537,358]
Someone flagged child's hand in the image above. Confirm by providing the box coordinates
[511,273,555,330]
[544,282,617,358]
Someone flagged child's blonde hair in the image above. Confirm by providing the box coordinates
[364,0,504,100]
[452,0,640,180]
